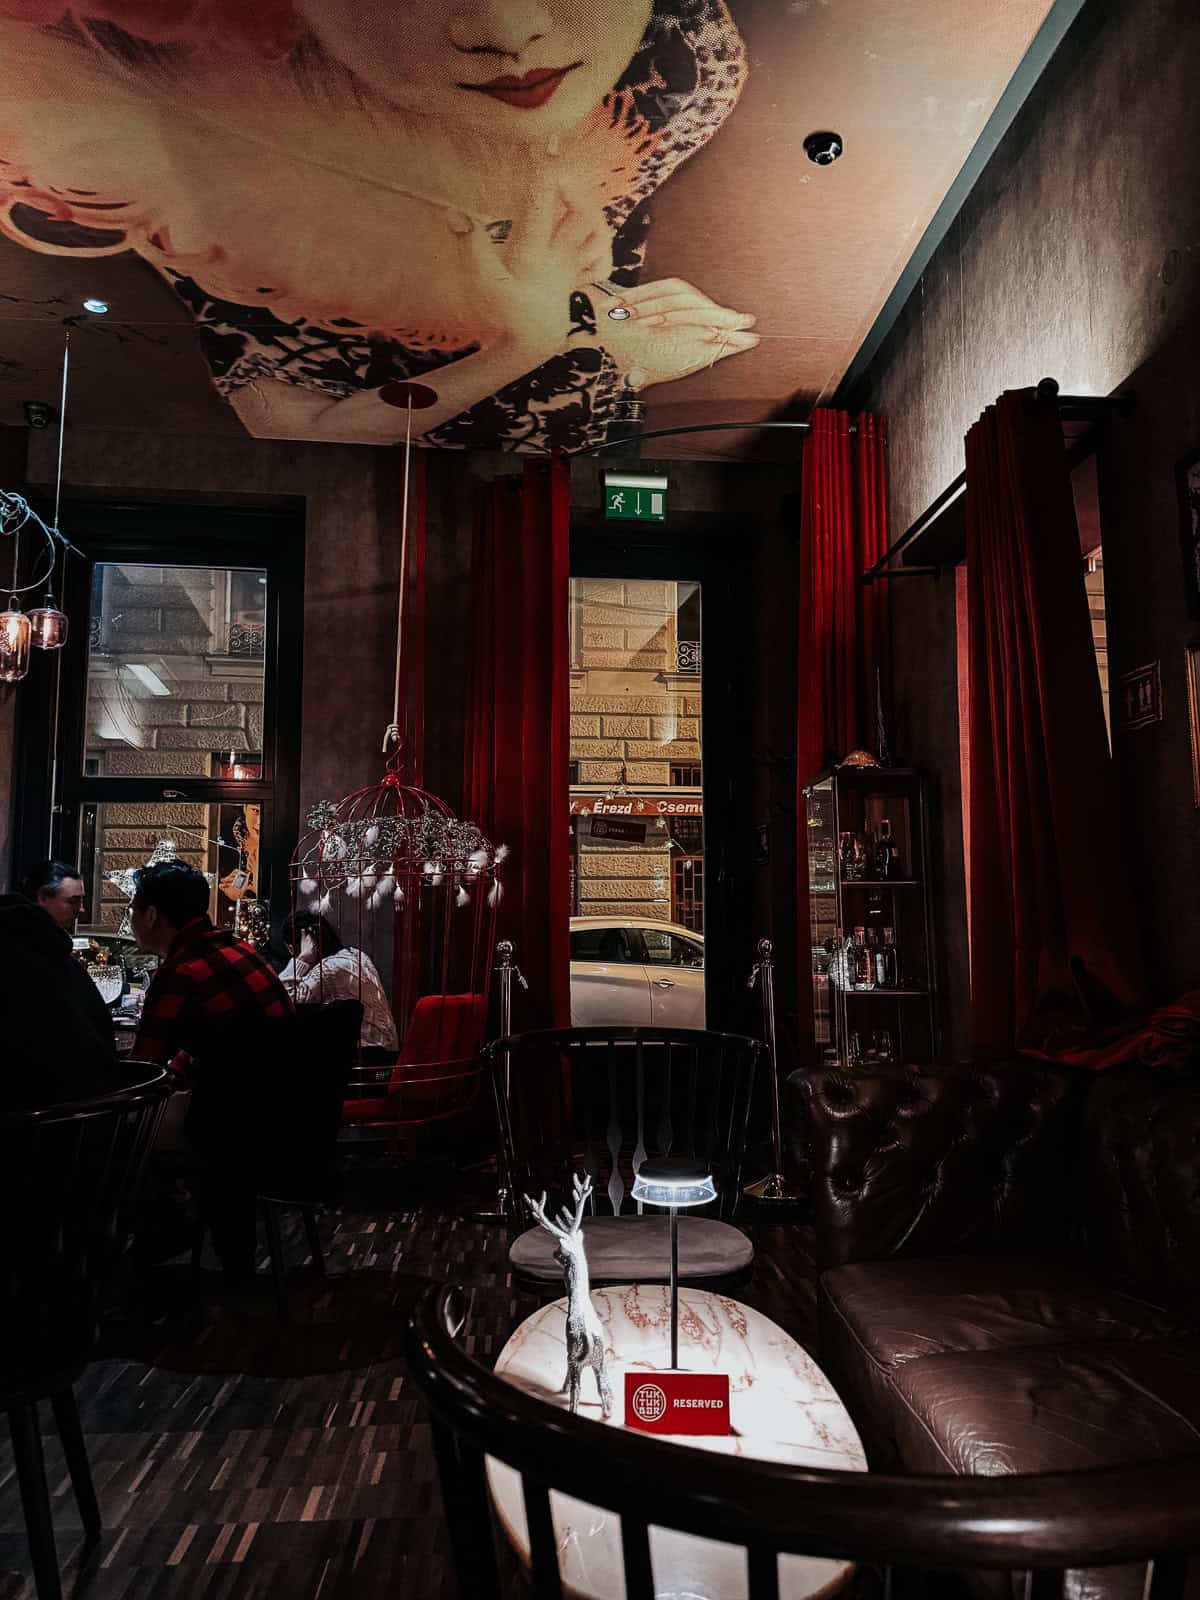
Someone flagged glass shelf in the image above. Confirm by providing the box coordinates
[840,879,921,887]
[844,985,928,998]
[805,766,938,1065]
[834,986,928,997]
[838,979,928,992]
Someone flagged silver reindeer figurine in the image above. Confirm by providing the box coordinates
[526,1173,614,1418]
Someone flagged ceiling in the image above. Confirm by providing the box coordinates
[0,0,1057,459]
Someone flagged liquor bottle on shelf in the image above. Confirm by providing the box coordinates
[874,927,899,989]
[873,818,901,880]
[851,926,874,990]
[838,930,854,990]
[840,831,867,881]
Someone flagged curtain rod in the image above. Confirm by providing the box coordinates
[860,382,1135,585]
[573,419,857,457]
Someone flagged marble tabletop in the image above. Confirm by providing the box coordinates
[488,1284,867,1600]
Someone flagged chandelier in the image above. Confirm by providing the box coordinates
[0,335,74,683]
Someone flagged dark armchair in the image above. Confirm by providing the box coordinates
[795,1061,1200,1600]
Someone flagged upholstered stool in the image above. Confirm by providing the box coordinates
[509,1214,753,1288]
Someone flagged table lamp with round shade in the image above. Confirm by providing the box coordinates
[630,1156,716,1370]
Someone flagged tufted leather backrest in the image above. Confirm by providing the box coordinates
[1085,1069,1200,1312]
[800,1064,1083,1271]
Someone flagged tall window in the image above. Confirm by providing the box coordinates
[16,506,302,946]
[78,562,269,935]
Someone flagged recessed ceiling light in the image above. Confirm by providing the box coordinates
[82,297,109,314]
[608,305,632,321]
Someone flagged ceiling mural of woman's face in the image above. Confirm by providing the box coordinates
[297,0,654,134]
[0,0,756,452]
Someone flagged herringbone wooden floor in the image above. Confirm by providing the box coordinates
[0,1166,817,1600]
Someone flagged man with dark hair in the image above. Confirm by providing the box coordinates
[18,859,87,932]
[131,860,291,1067]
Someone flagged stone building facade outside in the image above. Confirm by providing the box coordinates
[84,563,265,931]
[570,578,703,928]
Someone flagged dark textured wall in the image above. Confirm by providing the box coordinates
[856,0,1200,1024]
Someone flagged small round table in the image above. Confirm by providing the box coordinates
[488,1284,867,1600]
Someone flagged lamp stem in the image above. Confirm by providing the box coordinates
[387,393,419,755]
[670,1205,679,1370]
[389,395,413,748]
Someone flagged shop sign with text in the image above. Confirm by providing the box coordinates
[571,796,703,818]
[588,815,648,843]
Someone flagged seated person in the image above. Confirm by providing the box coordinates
[131,860,292,1067]
[0,859,116,1100]
[279,911,399,1058]
[19,857,88,932]
[129,861,294,1284]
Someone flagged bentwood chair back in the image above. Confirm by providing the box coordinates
[187,1000,362,1314]
[408,1281,1200,1600]
[482,1026,763,1290]
[0,1066,170,1600]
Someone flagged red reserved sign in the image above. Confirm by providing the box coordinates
[624,1372,730,1435]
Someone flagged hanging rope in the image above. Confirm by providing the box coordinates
[53,333,69,535]
[383,394,414,758]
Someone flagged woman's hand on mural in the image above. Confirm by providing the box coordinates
[599,278,759,388]
[446,180,613,359]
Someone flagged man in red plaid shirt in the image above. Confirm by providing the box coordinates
[131,860,292,1067]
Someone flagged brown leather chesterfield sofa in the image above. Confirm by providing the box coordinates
[792,1063,1200,1599]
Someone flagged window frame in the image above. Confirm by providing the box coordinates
[570,515,753,1034]
[568,925,637,964]
[641,926,704,969]
[14,500,304,932]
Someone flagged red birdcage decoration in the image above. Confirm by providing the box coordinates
[289,762,504,1130]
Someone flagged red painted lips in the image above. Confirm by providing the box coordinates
[459,62,582,110]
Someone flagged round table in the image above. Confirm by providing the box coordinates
[488,1285,867,1600]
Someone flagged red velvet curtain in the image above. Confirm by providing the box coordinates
[795,409,890,1053]
[965,388,1143,1058]
[465,456,571,1031]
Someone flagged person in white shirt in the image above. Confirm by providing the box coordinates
[279,911,399,1058]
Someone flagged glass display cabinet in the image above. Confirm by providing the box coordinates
[804,766,939,1070]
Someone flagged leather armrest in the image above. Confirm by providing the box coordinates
[794,1063,1082,1270]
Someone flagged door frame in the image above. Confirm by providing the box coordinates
[570,516,754,1036]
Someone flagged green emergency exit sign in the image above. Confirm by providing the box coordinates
[604,473,666,522]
